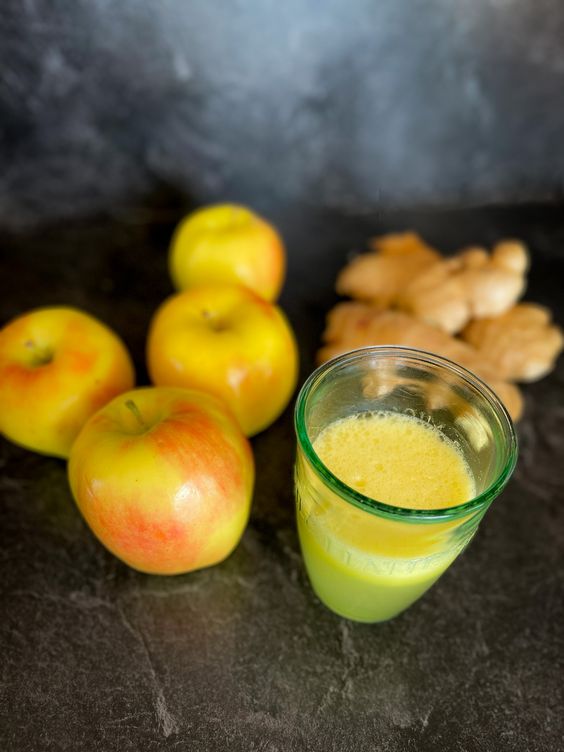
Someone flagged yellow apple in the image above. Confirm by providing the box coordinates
[146,284,298,436]
[0,307,135,458]
[169,203,286,302]
[68,387,254,574]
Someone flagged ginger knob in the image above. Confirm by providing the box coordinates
[317,303,523,421]
[336,232,440,307]
[398,240,529,334]
[461,303,564,382]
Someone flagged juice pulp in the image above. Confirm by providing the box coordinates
[297,411,476,622]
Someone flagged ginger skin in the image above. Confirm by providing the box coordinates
[336,232,440,308]
[325,232,562,420]
[337,235,529,334]
[399,241,529,334]
[318,303,523,421]
[461,303,564,382]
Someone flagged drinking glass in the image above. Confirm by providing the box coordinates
[294,346,518,622]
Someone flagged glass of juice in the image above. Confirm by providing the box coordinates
[294,346,517,623]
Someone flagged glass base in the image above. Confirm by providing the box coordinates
[299,516,447,623]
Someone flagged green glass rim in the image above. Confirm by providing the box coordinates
[295,346,518,523]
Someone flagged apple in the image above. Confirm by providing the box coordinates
[146,284,299,436]
[168,203,286,302]
[68,387,254,574]
[0,306,135,458]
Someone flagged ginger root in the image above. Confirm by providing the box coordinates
[461,303,564,382]
[336,234,529,334]
[399,241,529,333]
[336,232,440,308]
[318,303,524,421]
[323,232,562,421]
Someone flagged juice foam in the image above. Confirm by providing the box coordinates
[313,411,475,510]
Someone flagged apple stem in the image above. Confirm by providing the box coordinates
[201,309,226,332]
[25,340,53,367]
[125,399,146,429]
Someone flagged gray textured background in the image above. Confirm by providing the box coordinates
[2,0,564,230]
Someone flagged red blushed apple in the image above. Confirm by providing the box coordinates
[0,306,135,458]
[67,387,254,575]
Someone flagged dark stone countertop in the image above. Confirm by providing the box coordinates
[1,204,563,751]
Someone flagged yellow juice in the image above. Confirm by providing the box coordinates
[296,411,476,622]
